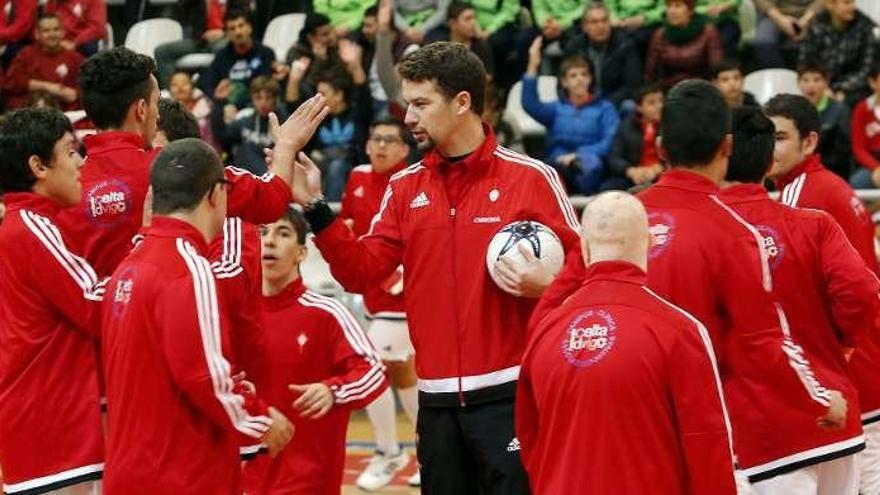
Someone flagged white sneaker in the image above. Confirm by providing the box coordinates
[407,470,421,487]
[356,448,411,491]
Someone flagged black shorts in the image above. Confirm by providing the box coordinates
[417,397,530,495]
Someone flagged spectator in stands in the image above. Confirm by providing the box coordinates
[168,71,215,146]
[849,62,880,189]
[212,75,286,174]
[753,0,823,69]
[4,13,83,111]
[605,83,664,190]
[563,3,642,109]
[798,62,852,180]
[394,0,451,44]
[523,38,620,194]
[285,13,346,105]
[199,8,276,109]
[44,0,105,56]
[799,0,875,106]
[605,0,665,55]
[526,0,588,49]
[0,0,37,69]
[425,2,494,78]
[710,59,758,108]
[154,0,231,89]
[314,0,374,37]
[469,0,520,88]
[697,0,741,56]
[154,98,201,148]
[645,0,723,87]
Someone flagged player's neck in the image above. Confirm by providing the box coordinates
[164,210,218,246]
[263,273,300,297]
[101,121,148,145]
[672,161,724,185]
[437,116,484,158]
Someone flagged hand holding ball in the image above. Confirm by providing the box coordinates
[486,221,565,297]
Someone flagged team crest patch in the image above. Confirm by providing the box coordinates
[755,224,784,272]
[561,308,616,368]
[111,268,137,317]
[85,179,133,228]
[648,211,675,259]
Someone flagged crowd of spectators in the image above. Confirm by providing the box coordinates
[0,0,880,202]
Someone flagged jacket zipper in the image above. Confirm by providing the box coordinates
[442,172,467,407]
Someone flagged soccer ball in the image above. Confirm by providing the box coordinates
[486,221,565,295]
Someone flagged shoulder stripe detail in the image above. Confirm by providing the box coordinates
[226,165,275,183]
[781,173,806,207]
[493,147,580,234]
[389,162,425,183]
[21,210,107,301]
[641,286,736,464]
[212,217,244,279]
[366,185,394,237]
[710,195,773,292]
[176,239,271,438]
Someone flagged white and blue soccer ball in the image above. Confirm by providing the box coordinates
[486,221,565,295]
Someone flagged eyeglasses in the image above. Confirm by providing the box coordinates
[368,135,404,145]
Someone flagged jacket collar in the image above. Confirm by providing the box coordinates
[653,168,719,195]
[2,191,63,217]
[774,154,823,189]
[583,260,647,286]
[421,123,497,174]
[718,183,770,204]
[263,277,307,308]
[146,216,210,254]
[83,131,149,156]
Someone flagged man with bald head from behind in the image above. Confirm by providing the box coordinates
[515,191,737,495]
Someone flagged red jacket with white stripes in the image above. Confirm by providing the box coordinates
[774,155,880,420]
[243,278,387,495]
[0,193,106,494]
[55,132,293,277]
[533,169,835,479]
[719,184,879,477]
[339,162,407,318]
[102,217,272,495]
[312,127,581,405]
[517,261,736,495]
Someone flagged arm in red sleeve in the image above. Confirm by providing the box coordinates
[662,310,737,495]
[225,166,293,224]
[0,0,36,44]
[157,251,272,440]
[313,297,388,409]
[819,213,880,348]
[72,0,106,47]
[3,48,31,97]
[25,212,107,336]
[851,103,880,171]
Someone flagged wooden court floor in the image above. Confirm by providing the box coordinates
[342,410,420,494]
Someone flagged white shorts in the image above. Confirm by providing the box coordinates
[367,318,414,362]
[750,454,859,495]
[861,422,880,495]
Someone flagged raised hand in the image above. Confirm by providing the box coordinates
[292,152,324,205]
[527,36,543,75]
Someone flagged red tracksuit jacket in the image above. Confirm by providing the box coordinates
[102,217,272,495]
[44,0,105,47]
[0,193,107,494]
[534,169,833,478]
[0,0,36,45]
[516,261,736,495]
[720,183,880,478]
[3,44,84,110]
[313,127,581,405]
[243,278,387,494]
[339,162,407,317]
[55,132,293,277]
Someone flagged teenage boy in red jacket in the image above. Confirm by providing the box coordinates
[0,108,106,494]
[243,207,388,494]
[517,191,737,495]
[44,0,105,56]
[294,42,581,494]
[720,106,879,493]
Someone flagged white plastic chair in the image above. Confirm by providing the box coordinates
[857,0,880,25]
[263,13,307,62]
[743,69,801,105]
[502,76,559,138]
[124,18,183,58]
[176,53,216,71]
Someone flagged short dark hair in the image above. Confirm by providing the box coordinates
[447,1,475,21]
[363,4,378,18]
[370,115,413,147]
[79,47,157,130]
[398,42,486,114]
[0,108,72,194]
[36,12,61,26]
[709,59,743,80]
[249,75,281,97]
[660,80,730,167]
[559,55,596,92]
[224,7,251,26]
[151,138,225,214]
[868,60,880,80]
[315,70,354,102]
[278,206,310,244]
[157,98,201,142]
[727,107,775,183]
[797,61,830,80]
[764,93,820,141]
[300,13,331,42]
[635,83,664,104]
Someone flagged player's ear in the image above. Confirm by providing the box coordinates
[28,154,49,180]
[455,91,472,116]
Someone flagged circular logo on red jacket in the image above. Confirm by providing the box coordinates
[755,224,784,272]
[561,309,617,368]
[84,179,133,228]
[648,211,675,260]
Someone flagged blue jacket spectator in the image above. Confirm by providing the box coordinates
[522,44,620,194]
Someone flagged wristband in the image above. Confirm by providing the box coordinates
[303,197,335,234]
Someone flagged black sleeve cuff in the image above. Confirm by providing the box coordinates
[303,200,336,234]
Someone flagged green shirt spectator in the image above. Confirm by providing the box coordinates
[532,0,589,32]
[606,0,666,26]
[314,0,375,32]
[696,0,741,55]
[470,0,519,34]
